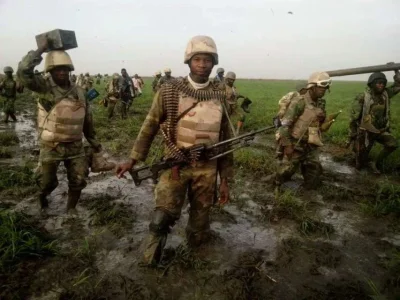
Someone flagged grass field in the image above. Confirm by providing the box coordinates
[90,77,400,172]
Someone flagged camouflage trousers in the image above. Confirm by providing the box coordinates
[2,97,16,121]
[143,160,218,265]
[37,141,88,197]
[120,100,128,119]
[354,130,398,169]
[275,145,322,189]
[107,100,117,119]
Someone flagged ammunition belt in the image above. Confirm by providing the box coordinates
[161,78,226,162]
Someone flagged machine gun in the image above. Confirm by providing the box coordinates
[325,62,400,77]
[129,125,275,186]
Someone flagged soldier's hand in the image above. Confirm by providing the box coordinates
[116,159,136,179]
[218,178,230,205]
[394,70,400,83]
[283,144,294,159]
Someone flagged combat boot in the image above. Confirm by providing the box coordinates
[67,190,81,214]
[37,194,49,216]
[308,127,324,147]
[91,152,116,173]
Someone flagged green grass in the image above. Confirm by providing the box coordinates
[0,147,13,158]
[0,210,57,272]
[0,131,19,146]
[0,164,35,191]
[360,181,400,217]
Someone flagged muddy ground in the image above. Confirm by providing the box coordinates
[1,105,400,300]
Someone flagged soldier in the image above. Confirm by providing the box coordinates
[17,40,113,215]
[214,67,225,84]
[96,73,101,85]
[221,71,252,135]
[70,73,77,83]
[132,74,142,96]
[157,68,175,89]
[81,73,93,92]
[106,73,121,120]
[116,35,233,266]
[348,71,400,173]
[274,72,332,194]
[76,73,84,86]
[152,71,162,92]
[0,67,23,122]
[119,68,135,118]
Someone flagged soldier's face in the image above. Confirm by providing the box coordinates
[218,72,224,77]
[165,72,171,77]
[225,78,235,87]
[314,86,327,98]
[121,70,127,77]
[5,72,13,78]
[51,66,70,84]
[189,54,214,78]
[373,80,386,93]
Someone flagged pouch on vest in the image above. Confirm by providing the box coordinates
[87,88,100,101]
[308,127,324,147]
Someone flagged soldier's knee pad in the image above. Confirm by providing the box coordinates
[149,209,174,235]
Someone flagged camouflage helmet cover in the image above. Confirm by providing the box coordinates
[44,51,74,72]
[367,72,387,86]
[184,35,218,65]
[112,73,119,79]
[164,68,171,73]
[3,66,13,73]
[307,72,331,89]
[225,71,236,80]
[155,70,162,76]
[216,67,225,74]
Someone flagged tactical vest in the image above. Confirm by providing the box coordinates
[176,94,223,148]
[291,97,324,141]
[2,79,16,98]
[363,90,389,130]
[38,85,86,143]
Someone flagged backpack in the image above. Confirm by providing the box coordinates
[273,91,300,128]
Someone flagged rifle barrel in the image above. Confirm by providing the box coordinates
[326,63,400,77]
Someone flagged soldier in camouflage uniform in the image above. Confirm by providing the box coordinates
[348,71,400,173]
[17,40,108,214]
[0,66,23,122]
[274,72,332,193]
[119,68,134,118]
[220,71,251,135]
[156,68,175,90]
[81,73,93,92]
[213,67,224,84]
[106,73,121,120]
[117,35,233,266]
[152,71,162,93]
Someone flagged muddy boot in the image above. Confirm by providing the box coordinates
[67,190,81,214]
[368,161,381,175]
[38,194,49,216]
[91,152,115,173]
[142,233,167,267]
[10,113,17,122]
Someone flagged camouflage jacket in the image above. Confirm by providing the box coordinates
[152,76,161,92]
[156,76,175,90]
[130,77,234,179]
[17,51,101,153]
[278,91,326,146]
[350,84,400,130]
[0,77,17,98]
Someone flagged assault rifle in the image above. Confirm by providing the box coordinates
[129,125,275,186]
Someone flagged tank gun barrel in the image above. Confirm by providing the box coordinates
[326,63,400,77]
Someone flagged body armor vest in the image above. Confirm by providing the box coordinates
[2,79,16,98]
[291,97,324,141]
[176,94,223,148]
[38,85,86,143]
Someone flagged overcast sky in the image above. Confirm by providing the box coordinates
[0,0,399,80]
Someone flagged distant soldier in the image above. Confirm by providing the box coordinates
[17,40,114,214]
[156,68,175,89]
[106,73,121,120]
[348,71,400,173]
[213,67,225,84]
[119,68,134,118]
[116,35,233,266]
[70,73,77,83]
[152,71,162,92]
[221,71,252,135]
[96,73,101,85]
[0,66,23,122]
[132,74,142,96]
[76,73,84,86]
[81,72,93,92]
[274,72,332,194]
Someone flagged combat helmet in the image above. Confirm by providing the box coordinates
[44,51,74,72]
[307,72,331,89]
[216,67,225,74]
[3,66,13,73]
[184,35,218,64]
[367,72,387,86]
[225,71,236,80]
[155,70,161,76]
[112,73,120,80]
[164,68,171,73]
